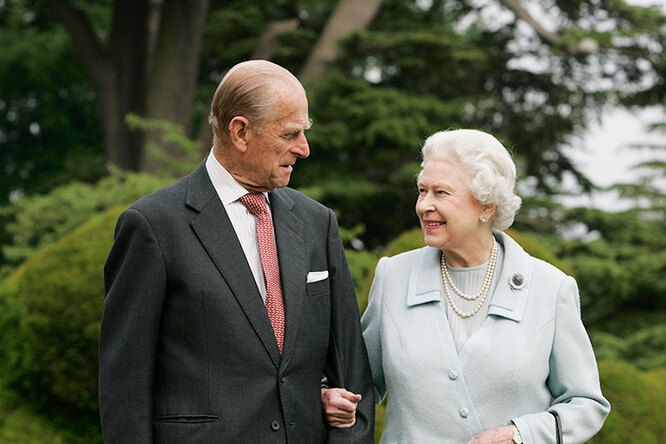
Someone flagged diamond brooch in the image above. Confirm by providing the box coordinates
[509,272,526,291]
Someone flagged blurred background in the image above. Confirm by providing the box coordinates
[0,0,664,442]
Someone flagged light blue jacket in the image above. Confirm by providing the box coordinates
[362,231,610,443]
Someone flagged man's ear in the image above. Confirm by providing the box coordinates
[228,116,251,153]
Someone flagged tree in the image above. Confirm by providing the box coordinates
[0,0,103,204]
[3,0,665,244]
[289,0,666,245]
[42,0,209,172]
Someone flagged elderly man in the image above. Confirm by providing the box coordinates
[99,60,374,443]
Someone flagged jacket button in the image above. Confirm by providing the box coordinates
[271,420,281,431]
[459,407,469,418]
[448,370,458,380]
[281,376,287,383]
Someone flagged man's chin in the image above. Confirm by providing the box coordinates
[271,174,293,189]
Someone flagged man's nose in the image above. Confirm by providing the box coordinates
[292,133,310,158]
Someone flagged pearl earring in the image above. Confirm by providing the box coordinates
[480,216,488,223]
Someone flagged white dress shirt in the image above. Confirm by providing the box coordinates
[205,150,272,303]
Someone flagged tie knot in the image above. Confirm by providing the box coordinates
[240,193,268,217]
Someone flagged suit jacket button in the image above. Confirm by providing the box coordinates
[271,420,281,431]
[281,376,287,383]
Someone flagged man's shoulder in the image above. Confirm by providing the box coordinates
[275,187,329,213]
[126,172,194,218]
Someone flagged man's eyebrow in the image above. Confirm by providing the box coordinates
[284,119,312,132]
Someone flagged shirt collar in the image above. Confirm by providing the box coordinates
[205,149,270,205]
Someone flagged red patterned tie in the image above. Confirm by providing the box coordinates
[240,193,285,354]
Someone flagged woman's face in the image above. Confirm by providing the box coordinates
[415,159,487,253]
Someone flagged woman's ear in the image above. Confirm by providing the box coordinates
[482,203,497,219]
[228,116,251,153]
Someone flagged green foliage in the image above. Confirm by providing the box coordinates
[513,122,666,324]
[588,361,666,443]
[0,386,69,444]
[374,403,387,444]
[0,169,173,275]
[590,312,666,371]
[554,208,665,322]
[0,205,124,434]
[125,113,202,176]
[296,75,463,246]
[345,248,378,298]
[356,228,423,314]
[0,383,102,444]
[337,225,379,297]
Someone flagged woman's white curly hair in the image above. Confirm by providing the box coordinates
[419,129,522,231]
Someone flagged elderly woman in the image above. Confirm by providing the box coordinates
[322,129,610,443]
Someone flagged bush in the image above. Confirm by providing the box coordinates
[590,320,666,371]
[0,169,173,276]
[589,361,666,443]
[0,385,70,444]
[0,205,126,441]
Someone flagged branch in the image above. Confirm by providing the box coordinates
[499,0,561,45]
[498,0,602,56]
[300,0,384,80]
[252,18,300,60]
[499,0,661,69]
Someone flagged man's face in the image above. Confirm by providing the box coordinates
[240,85,311,192]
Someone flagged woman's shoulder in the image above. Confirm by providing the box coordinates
[499,231,572,281]
[380,246,434,268]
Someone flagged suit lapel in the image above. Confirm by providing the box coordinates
[186,164,282,368]
[269,188,306,367]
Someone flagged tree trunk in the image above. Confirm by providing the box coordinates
[46,0,209,173]
[46,0,151,171]
[299,0,384,81]
[142,0,210,173]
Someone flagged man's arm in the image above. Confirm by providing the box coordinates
[322,208,375,443]
[99,208,167,443]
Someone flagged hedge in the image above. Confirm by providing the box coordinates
[0,205,126,441]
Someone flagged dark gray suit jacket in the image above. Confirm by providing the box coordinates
[99,163,374,443]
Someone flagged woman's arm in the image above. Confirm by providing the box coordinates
[512,276,610,443]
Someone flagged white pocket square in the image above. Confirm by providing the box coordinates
[307,270,329,283]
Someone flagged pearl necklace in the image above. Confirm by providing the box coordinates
[441,239,498,318]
